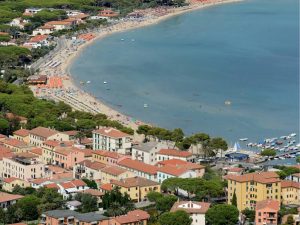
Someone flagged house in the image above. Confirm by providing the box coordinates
[29,127,69,147]
[132,141,170,165]
[0,153,46,181]
[41,210,109,225]
[30,178,53,189]
[29,148,43,161]
[73,159,106,180]
[9,17,29,29]
[111,177,160,202]
[156,149,195,162]
[91,9,119,20]
[255,199,280,225]
[27,75,48,85]
[23,8,42,16]
[2,177,30,192]
[2,138,32,153]
[66,200,82,211]
[157,165,197,183]
[225,172,281,211]
[45,20,75,31]
[25,35,49,48]
[171,201,211,225]
[100,183,113,193]
[77,189,104,207]
[0,147,13,160]
[224,167,244,175]
[287,173,300,183]
[63,130,78,140]
[32,25,55,36]
[117,158,158,181]
[92,150,129,165]
[13,129,30,143]
[93,127,132,154]
[0,192,23,209]
[281,180,300,205]
[100,165,135,184]
[57,179,89,199]
[51,146,85,169]
[111,210,150,225]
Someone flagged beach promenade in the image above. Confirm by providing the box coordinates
[31,0,242,132]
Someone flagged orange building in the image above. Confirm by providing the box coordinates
[255,199,280,225]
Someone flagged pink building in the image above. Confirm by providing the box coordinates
[53,147,85,169]
[255,199,280,225]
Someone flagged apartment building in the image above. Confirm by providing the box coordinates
[2,177,30,192]
[13,129,30,143]
[156,149,195,162]
[73,159,106,180]
[117,158,158,181]
[100,165,135,184]
[111,177,160,202]
[281,180,300,205]
[92,150,129,165]
[0,153,46,181]
[226,172,281,211]
[92,127,132,154]
[111,210,150,225]
[2,138,32,153]
[255,199,280,225]
[29,127,69,147]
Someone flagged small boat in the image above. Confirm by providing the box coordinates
[290,133,297,137]
[103,81,108,84]
[144,104,148,108]
[239,138,248,142]
[131,39,135,42]
[276,141,283,145]
[225,100,231,105]
[280,136,287,139]
[296,143,300,147]
[121,38,125,41]
[86,81,91,84]
[279,157,285,160]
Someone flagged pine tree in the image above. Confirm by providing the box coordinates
[231,190,237,207]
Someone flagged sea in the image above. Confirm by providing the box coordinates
[70,0,299,158]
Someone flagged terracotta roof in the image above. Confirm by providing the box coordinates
[3,138,28,148]
[101,166,128,176]
[39,25,54,29]
[93,150,124,159]
[157,159,205,171]
[29,34,48,43]
[292,173,300,178]
[158,149,192,158]
[54,146,84,156]
[0,134,7,138]
[171,201,210,214]
[118,159,157,175]
[47,165,67,174]
[63,130,78,136]
[69,13,89,19]
[281,180,300,189]
[158,165,190,176]
[8,223,27,225]
[227,167,244,172]
[225,172,280,184]
[0,192,23,203]
[13,129,30,137]
[60,180,86,189]
[52,172,73,180]
[80,138,92,145]
[256,199,280,211]
[15,152,38,159]
[3,177,20,183]
[292,165,300,170]
[0,147,13,160]
[79,149,93,157]
[29,127,58,138]
[78,160,106,170]
[5,113,27,121]
[45,183,59,189]
[29,148,43,156]
[30,178,50,185]
[93,127,130,138]
[46,20,72,25]
[100,183,113,191]
[115,210,149,224]
[111,177,159,188]
[43,140,60,147]
[78,189,104,197]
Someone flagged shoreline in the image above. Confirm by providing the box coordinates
[33,0,243,135]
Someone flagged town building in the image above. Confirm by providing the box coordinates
[25,34,49,48]
[111,209,150,225]
[41,210,109,225]
[9,17,29,29]
[157,165,197,183]
[57,179,89,199]
[2,177,30,192]
[255,199,280,225]
[100,165,135,184]
[92,127,132,154]
[0,153,46,181]
[225,172,281,211]
[281,180,300,205]
[132,141,170,165]
[171,201,211,225]
[111,177,160,202]
[2,138,32,153]
[92,150,129,165]
[32,25,55,36]
[13,129,30,143]
[0,192,23,209]
[29,127,69,147]
[156,149,195,162]
[27,75,48,85]
[117,158,158,181]
[287,173,300,183]
[51,146,85,169]
[45,20,75,31]
[73,159,106,180]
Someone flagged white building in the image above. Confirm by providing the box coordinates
[132,141,170,165]
[73,159,106,180]
[157,165,197,183]
[29,127,69,147]
[156,149,195,162]
[171,201,210,225]
[0,192,23,209]
[57,180,89,199]
[32,25,55,36]
[92,127,132,154]
[9,18,29,29]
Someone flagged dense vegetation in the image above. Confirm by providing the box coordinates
[274,165,300,179]
[206,204,239,225]
[0,81,134,136]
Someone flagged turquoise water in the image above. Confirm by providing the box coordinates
[71,0,299,144]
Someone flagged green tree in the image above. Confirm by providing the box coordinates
[261,149,276,157]
[16,195,41,221]
[75,193,98,213]
[242,208,255,222]
[206,204,239,225]
[146,191,163,202]
[296,156,300,163]
[231,190,237,207]
[0,207,5,224]
[158,210,192,225]
[286,215,295,225]
[156,195,177,212]
[82,178,97,189]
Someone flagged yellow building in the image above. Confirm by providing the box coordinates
[92,150,128,165]
[226,172,281,211]
[2,177,30,192]
[100,165,135,184]
[111,177,160,202]
[281,180,300,205]
[13,129,30,144]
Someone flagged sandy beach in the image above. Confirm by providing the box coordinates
[32,0,242,133]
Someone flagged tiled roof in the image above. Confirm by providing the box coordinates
[111,177,159,188]
[225,172,280,184]
[63,130,78,136]
[15,152,38,159]
[78,160,106,170]
[3,177,20,183]
[46,20,72,25]
[157,159,204,170]
[43,140,60,147]
[29,34,48,42]
[227,167,244,172]
[0,147,13,160]
[45,183,59,189]
[158,149,192,158]
[0,134,7,138]
[118,159,157,175]
[13,129,30,137]
[100,183,113,191]
[158,165,190,176]
[101,166,128,176]
[93,127,130,138]
[54,146,83,156]
[114,210,149,224]
[171,201,210,214]
[78,189,104,197]
[281,180,300,189]
[29,127,58,138]
[292,173,300,178]
[60,180,86,189]
[30,178,50,185]
[0,192,23,203]
[3,138,28,148]
[93,150,124,159]
[256,199,280,211]
[30,148,43,156]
